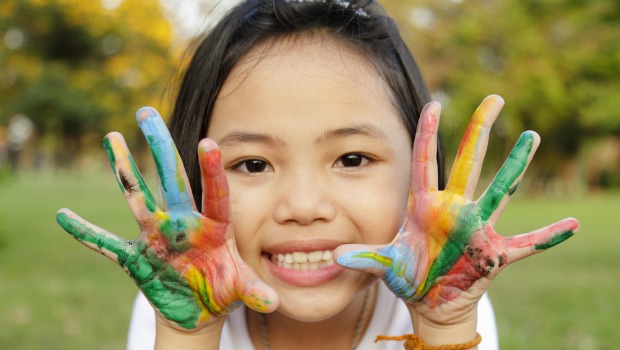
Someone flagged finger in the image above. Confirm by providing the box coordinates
[445,95,504,198]
[136,107,196,212]
[235,260,279,314]
[477,131,540,222]
[506,217,579,263]
[335,243,420,301]
[198,138,230,223]
[56,208,132,265]
[103,132,160,223]
[334,244,394,277]
[411,101,440,194]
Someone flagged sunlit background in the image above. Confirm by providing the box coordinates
[0,0,618,349]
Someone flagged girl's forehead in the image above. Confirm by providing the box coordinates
[207,33,407,144]
[218,33,391,100]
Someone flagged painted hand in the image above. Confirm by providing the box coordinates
[335,95,579,320]
[56,107,278,331]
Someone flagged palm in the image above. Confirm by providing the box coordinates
[57,107,277,330]
[335,96,578,316]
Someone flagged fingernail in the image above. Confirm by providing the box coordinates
[136,107,159,122]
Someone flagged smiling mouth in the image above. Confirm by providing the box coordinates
[268,250,335,271]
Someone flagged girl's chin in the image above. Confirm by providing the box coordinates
[263,273,376,322]
[273,289,357,322]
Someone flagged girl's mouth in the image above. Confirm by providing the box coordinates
[263,247,345,286]
[269,250,335,271]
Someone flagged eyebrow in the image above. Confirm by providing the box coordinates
[217,123,387,147]
[217,131,285,147]
[316,124,387,144]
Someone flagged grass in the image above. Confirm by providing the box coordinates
[491,192,619,350]
[0,169,139,349]
[0,170,618,349]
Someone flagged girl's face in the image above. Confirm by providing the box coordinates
[207,35,411,321]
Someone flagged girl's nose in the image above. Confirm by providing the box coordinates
[272,171,337,225]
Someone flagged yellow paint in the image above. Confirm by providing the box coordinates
[446,98,496,195]
[185,265,219,320]
[110,136,129,159]
[155,210,169,220]
[176,153,187,193]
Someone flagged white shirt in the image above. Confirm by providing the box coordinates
[127,283,499,349]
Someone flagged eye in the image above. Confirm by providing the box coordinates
[231,159,273,173]
[334,153,372,168]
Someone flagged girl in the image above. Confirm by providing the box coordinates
[56,0,579,349]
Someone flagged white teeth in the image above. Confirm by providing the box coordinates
[273,250,334,271]
[322,250,332,261]
[307,251,323,263]
[292,252,307,263]
[284,253,293,264]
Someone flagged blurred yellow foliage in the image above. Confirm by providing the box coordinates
[0,0,178,168]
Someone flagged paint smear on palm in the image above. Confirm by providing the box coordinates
[56,211,205,328]
[418,133,539,299]
[337,131,542,304]
[57,210,242,329]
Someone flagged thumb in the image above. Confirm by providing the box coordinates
[333,243,394,278]
[235,260,279,314]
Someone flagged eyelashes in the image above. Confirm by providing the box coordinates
[230,158,273,174]
[333,153,373,169]
[229,153,375,174]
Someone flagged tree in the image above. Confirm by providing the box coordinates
[0,0,177,167]
[382,0,620,189]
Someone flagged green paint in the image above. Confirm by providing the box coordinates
[124,241,202,329]
[57,212,203,329]
[177,172,186,193]
[129,157,158,213]
[56,212,129,263]
[103,136,158,213]
[508,182,520,196]
[478,132,534,221]
[419,204,483,297]
[158,217,192,252]
[147,135,168,193]
[534,230,574,250]
[103,137,124,193]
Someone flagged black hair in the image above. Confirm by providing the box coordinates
[169,0,445,210]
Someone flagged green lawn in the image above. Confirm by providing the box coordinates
[0,170,617,349]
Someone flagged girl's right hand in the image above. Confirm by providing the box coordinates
[56,107,278,332]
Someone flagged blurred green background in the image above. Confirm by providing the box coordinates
[0,0,618,349]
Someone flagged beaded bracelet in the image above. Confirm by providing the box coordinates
[375,333,482,350]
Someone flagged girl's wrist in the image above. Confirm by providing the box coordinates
[154,315,225,350]
[407,304,479,348]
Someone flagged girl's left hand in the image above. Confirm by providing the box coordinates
[334,95,579,326]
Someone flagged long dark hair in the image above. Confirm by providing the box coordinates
[169,0,445,210]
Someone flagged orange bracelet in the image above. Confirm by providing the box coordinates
[375,333,482,350]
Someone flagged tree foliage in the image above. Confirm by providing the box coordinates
[382,0,620,187]
[0,0,176,166]
[1,0,618,186]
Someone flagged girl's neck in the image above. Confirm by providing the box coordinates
[246,283,378,350]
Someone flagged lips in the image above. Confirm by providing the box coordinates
[270,250,334,270]
[263,240,346,287]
